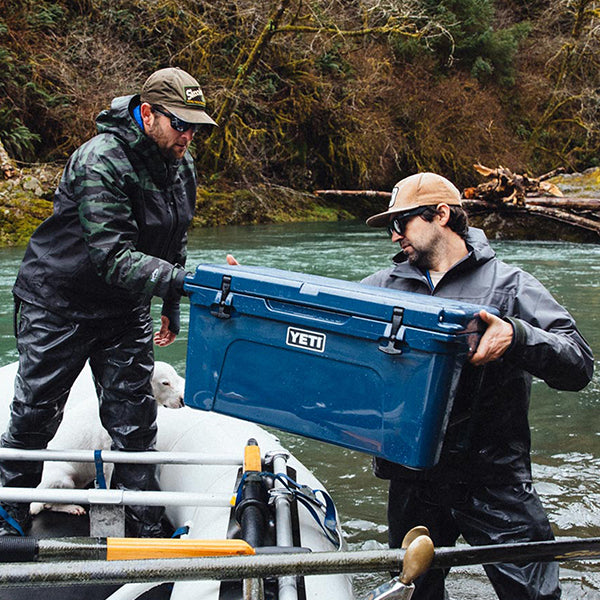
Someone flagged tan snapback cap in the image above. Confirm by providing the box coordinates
[366,172,461,227]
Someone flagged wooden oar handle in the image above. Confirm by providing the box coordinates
[401,526,430,549]
[400,535,434,585]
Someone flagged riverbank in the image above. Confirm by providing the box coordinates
[0,164,59,247]
[2,163,599,248]
[0,162,368,248]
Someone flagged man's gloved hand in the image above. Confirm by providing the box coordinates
[156,266,190,347]
[162,299,181,335]
[469,309,514,366]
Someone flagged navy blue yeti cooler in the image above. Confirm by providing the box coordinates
[183,264,495,469]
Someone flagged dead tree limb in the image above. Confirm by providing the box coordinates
[314,190,392,199]
[313,189,600,238]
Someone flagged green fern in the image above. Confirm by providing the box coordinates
[0,108,40,161]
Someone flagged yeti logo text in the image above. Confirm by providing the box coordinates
[286,327,326,353]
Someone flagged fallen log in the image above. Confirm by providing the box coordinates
[315,190,600,210]
[466,164,564,204]
[313,190,600,240]
[516,204,599,233]
[523,197,600,210]
[314,189,392,199]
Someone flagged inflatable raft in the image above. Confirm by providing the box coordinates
[0,361,354,600]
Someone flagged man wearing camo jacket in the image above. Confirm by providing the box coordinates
[0,67,216,538]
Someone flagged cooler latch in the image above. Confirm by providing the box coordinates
[379,307,406,355]
[211,275,233,319]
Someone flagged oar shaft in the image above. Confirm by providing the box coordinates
[1,537,599,587]
[0,486,232,508]
[432,537,600,569]
[1,538,600,587]
[0,448,241,465]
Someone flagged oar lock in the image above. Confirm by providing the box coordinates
[268,487,295,502]
[363,527,434,600]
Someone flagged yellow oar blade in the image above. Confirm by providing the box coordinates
[106,538,256,561]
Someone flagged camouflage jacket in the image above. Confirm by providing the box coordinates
[13,95,196,323]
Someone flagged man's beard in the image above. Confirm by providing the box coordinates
[146,123,185,162]
[406,247,435,270]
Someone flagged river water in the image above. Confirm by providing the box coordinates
[0,221,599,599]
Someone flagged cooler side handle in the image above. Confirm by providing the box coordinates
[210,275,233,319]
[378,307,406,355]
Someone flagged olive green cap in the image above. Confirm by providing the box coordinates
[140,67,217,126]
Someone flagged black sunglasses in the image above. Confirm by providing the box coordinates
[152,106,198,133]
[387,207,429,236]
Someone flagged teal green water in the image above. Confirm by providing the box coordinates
[1,221,599,597]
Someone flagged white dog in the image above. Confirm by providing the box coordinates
[30,361,185,516]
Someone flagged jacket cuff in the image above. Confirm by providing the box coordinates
[170,268,189,297]
[503,316,524,356]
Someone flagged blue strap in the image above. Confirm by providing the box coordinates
[294,491,340,548]
[280,479,340,547]
[314,489,339,544]
[234,471,341,549]
[0,505,25,536]
[94,449,107,489]
[171,525,190,538]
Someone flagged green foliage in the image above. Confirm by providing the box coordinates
[413,0,529,86]
[316,46,352,75]
[471,55,493,80]
[0,0,597,198]
[0,22,39,160]
[0,108,41,160]
[474,22,531,86]
[26,2,65,30]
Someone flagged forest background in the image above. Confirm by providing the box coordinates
[1,0,599,243]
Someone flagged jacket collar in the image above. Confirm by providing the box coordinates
[389,227,496,282]
[95,95,183,186]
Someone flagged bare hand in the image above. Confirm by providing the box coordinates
[226,254,239,265]
[154,315,177,347]
[469,309,514,366]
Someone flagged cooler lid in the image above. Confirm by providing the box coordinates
[185,264,493,333]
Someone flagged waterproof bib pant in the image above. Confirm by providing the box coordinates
[0,301,164,536]
[387,479,560,600]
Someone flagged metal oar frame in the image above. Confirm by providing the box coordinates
[1,449,600,598]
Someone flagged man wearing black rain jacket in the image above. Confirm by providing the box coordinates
[363,172,593,600]
[0,67,216,538]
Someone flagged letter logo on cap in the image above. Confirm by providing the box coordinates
[184,86,206,107]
